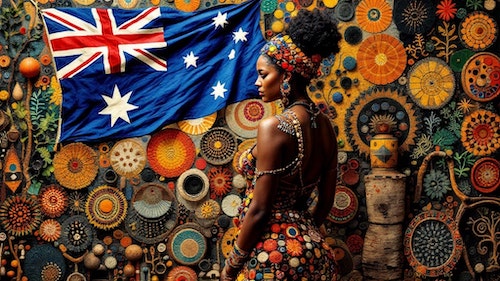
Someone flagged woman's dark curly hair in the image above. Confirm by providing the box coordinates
[286,9,341,59]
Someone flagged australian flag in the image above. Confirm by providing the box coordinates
[41,0,265,142]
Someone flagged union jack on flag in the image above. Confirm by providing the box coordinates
[41,0,265,142]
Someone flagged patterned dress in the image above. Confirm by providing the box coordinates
[235,110,336,281]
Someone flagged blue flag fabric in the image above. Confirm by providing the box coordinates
[41,0,265,142]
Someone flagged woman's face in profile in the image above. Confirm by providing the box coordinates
[255,55,283,103]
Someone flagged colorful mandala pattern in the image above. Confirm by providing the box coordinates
[461,109,500,156]
[459,11,497,51]
[85,185,128,230]
[53,142,98,190]
[0,195,43,236]
[38,184,68,218]
[461,52,500,102]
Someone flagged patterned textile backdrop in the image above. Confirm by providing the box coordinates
[0,0,498,280]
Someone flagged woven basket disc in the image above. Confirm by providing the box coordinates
[200,127,238,165]
[110,138,147,178]
[132,182,175,218]
[177,112,217,135]
[85,185,128,230]
[176,168,210,203]
[225,99,276,139]
[407,57,455,109]
[461,52,500,102]
[459,11,497,51]
[166,265,198,281]
[221,194,242,217]
[355,0,392,33]
[53,142,98,190]
[460,109,500,156]
[125,206,178,244]
[167,223,207,265]
[147,128,196,178]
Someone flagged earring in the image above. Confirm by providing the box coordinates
[280,79,290,107]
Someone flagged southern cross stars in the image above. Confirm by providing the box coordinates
[183,51,199,68]
[232,28,248,43]
[99,85,138,127]
[210,81,227,100]
[212,11,228,29]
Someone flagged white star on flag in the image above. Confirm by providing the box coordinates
[212,11,228,29]
[228,49,235,60]
[99,85,138,127]
[210,81,227,100]
[183,51,199,68]
[233,28,248,43]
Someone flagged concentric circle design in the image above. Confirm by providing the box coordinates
[461,52,500,102]
[199,127,238,165]
[208,166,233,197]
[327,186,358,224]
[357,34,407,85]
[0,195,42,237]
[471,157,500,194]
[85,185,128,230]
[168,223,207,265]
[39,184,68,218]
[461,109,500,156]
[404,210,463,277]
[132,183,175,219]
[177,168,210,203]
[225,99,276,139]
[459,11,497,51]
[195,199,221,220]
[394,0,436,35]
[39,219,62,242]
[177,112,217,135]
[59,215,94,253]
[110,138,146,178]
[407,57,455,109]
[355,0,392,33]
[147,128,196,178]
[346,87,419,158]
[53,142,98,190]
[24,244,67,281]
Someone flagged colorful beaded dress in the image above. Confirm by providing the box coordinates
[235,109,336,281]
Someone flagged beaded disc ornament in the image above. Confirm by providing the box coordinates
[461,52,500,102]
[39,219,62,242]
[24,244,67,281]
[147,128,196,178]
[355,0,393,33]
[208,166,233,198]
[125,203,178,244]
[59,215,94,253]
[0,194,42,236]
[53,142,98,190]
[471,157,500,194]
[327,186,358,224]
[460,109,500,156]
[459,11,497,51]
[85,185,128,230]
[404,210,463,277]
[167,223,207,266]
[200,127,238,165]
[39,184,68,218]
[166,265,198,280]
[110,138,147,178]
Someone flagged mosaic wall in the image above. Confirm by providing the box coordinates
[0,0,499,280]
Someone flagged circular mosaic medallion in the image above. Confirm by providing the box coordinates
[59,215,94,253]
[177,112,217,135]
[461,52,500,102]
[174,0,200,12]
[24,244,67,281]
[327,186,358,224]
[0,195,42,237]
[407,57,455,109]
[39,219,62,242]
[147,128,196,178]
[177,168,210,202]
[471,157,500,194]
[404,210,463,277]
[225,99,276,139]
[208,166,233,198]
[394,0,436,35]
[39,184,68,218]
[357,34,407,85]
[167,223,207,266]
[166,265,198,280]
[132,183,175,219]
[125,205,178,244]
[53,142,98,190]
[110,138,146,178]
[199,127,238,165]
[85,185,128,230]
[459,11,497,51]
[346,87,420,158]
[355,0,392,33]
[461,109,500,156]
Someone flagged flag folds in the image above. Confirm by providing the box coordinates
[41,0,265,142]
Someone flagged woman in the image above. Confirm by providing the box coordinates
[221,8,342,281]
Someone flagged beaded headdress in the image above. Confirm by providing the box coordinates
[260,34,322,79]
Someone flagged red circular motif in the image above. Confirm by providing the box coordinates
[471,157,500,193]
